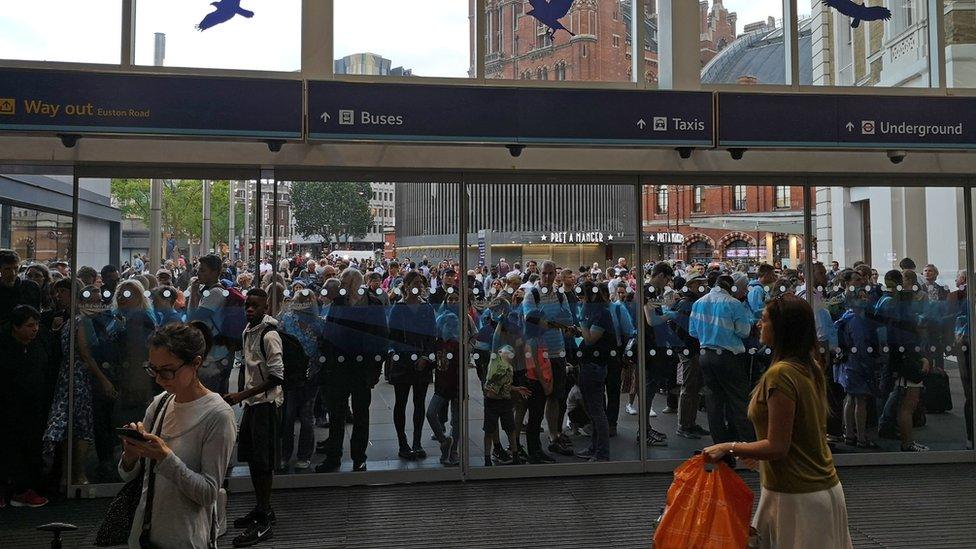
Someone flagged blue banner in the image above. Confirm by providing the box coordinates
[718,92,976,149]
[308,81,713,146]
[0,69,303,139]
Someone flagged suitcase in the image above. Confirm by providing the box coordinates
[922,368,953,414]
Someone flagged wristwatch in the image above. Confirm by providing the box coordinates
[730,441,738,456]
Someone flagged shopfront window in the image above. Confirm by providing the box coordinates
[135,0,301,71]
[0,1,121,64]
[733,185,748,210]
[485,0,637,83]
[335,0,470,77]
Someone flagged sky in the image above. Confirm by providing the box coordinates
[0,0,806,77]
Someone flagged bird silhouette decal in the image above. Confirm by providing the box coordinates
[823,0,891,28]
[527,0,576,41]
[197,0,255,31]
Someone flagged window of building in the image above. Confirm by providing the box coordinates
[775,186,791,208]
[612,35,621,48]
[733,185,747,210]
[336,0,471,77]
[889,0,914,37]
[656,185,669,214]
[0,1,122,64]
[693,186,704,212]
[135,0,300,71]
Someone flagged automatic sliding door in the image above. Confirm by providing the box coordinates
[271,174,463,479]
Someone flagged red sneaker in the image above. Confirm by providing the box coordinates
[11,489,49,508]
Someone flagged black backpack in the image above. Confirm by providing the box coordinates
[259,326,310,390]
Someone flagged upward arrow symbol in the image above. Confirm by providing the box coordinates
[321,112,331,123]
[846,122,854,132]
[637,119,646,129]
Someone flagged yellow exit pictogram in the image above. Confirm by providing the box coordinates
[0,98,15,115]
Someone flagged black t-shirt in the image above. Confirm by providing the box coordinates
[580,304,615,362]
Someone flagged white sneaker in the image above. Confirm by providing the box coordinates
[625,403,638,415]
[295,460,311,470]
[648,408,658,418]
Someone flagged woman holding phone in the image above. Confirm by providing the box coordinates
[118,321,237,549]
[703,295,851,549]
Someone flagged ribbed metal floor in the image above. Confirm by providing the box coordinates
[4,464,975,548]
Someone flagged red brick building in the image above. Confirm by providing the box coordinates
[642,185,807,268]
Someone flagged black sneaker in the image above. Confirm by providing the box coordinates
[233,518,273,547]
[484,456,493,467]
[233,509,277,529]
[528,451,556,464]
[492,447,513,464]
[314,460,340,473]
[412,444,427,460]
[352,461,367,472]
[548,440,574,456]
[398,447,416,460]
[690,425,711,437]
[675,427,701,440]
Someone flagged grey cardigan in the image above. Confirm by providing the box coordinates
[119,392,237,549]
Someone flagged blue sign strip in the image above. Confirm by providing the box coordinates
[307,81,713,146]
[0,69,303,140]
[718,92,976,150]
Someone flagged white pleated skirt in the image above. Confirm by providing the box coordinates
[751,482,853,549]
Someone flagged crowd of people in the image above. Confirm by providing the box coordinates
[0,246,971,546]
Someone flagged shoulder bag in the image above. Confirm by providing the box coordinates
[94,393,174,547]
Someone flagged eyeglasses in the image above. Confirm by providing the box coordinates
[143,361,188,380]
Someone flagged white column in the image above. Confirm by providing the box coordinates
[228,181,236,261]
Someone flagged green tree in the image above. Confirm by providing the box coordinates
[111,178,244,249]
[291,181,374,246]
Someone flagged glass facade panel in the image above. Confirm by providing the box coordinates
[334,0,471,77]
[267,179,462,474]
[466,181,640,466]
[701,1,787,85]
[484,0,638,83]
[642,183,806,458]
[0,1,121,64]
[67,177,262,485]
[809,0,934,87]
[816,184,971,452]
[135,0,301,70]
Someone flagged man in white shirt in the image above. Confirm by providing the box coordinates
[223,288,284,547]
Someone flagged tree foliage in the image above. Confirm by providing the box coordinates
[291,181,374,246]
[110,179,244,247]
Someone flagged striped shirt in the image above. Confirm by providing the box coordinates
[689,287,753,354]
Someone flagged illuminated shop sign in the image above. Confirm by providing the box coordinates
[646,232,685,244]
[541,232,615,244]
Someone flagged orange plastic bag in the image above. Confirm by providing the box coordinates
[653,454,754,549]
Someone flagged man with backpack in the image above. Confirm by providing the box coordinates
[223,288,285,547]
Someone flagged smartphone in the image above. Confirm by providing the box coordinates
[116,427,147,441]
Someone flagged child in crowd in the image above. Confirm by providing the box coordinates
[483,345,529,466]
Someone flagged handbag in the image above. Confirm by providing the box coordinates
[526,345,554,396]
[94,394,173,547]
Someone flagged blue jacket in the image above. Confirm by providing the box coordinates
[689,287,753,354]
